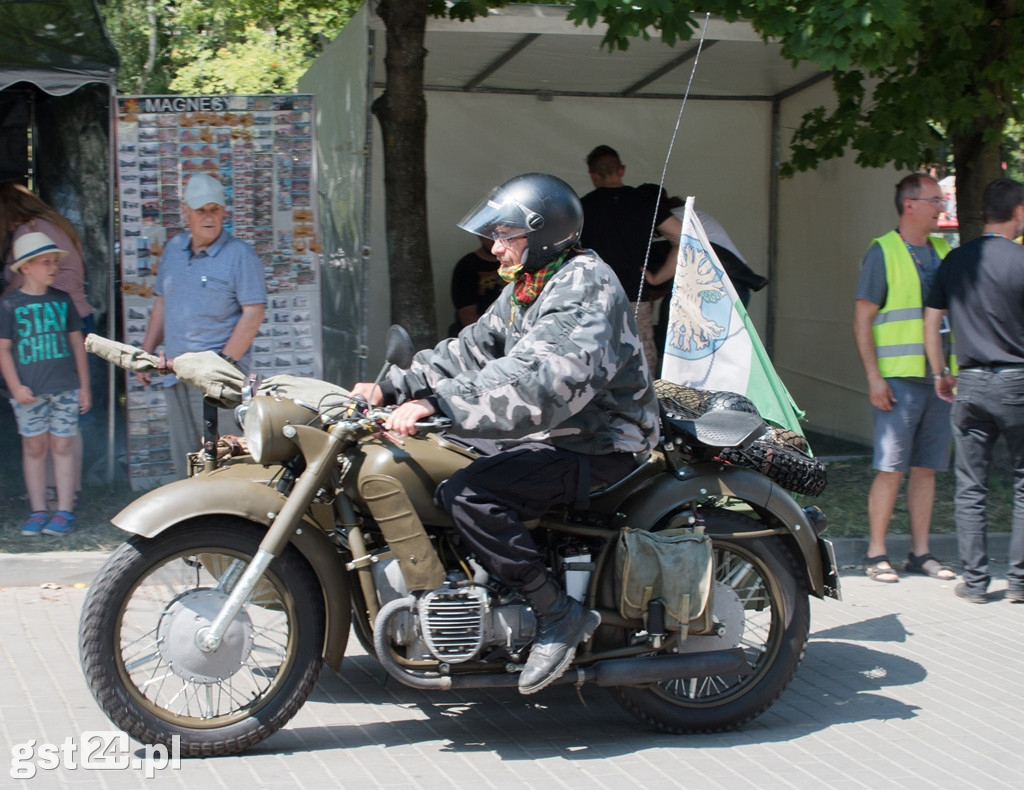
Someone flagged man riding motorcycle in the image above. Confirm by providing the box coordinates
[352,172,659,694]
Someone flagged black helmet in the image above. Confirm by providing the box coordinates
[457,173,583,271]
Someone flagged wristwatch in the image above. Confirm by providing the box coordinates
[933,367,951,380]
[218,351,237,366]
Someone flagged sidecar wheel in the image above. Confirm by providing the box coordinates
[79,518,325,757]
[611,508,809,733]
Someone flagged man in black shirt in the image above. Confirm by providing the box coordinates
[448,235,502,336]
[924,177,1024,604]
[580,145,681,376]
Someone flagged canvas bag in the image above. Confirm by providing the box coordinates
[615,526,714,632]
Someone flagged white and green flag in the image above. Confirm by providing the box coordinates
[660,197,806,437]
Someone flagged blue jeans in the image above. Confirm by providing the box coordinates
[951,368,1024,593]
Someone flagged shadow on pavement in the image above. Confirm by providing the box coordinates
[258,625,924,758]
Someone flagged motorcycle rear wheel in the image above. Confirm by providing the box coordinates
[611,508,809,733]
[79,518,325,757]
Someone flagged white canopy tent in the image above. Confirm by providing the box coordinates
[300,3,901,443]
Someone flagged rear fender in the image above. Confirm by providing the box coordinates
[611,462,828,598]
[113,476,351,671]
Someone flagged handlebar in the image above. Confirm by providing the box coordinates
[342,407,451,443]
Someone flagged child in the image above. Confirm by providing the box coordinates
[0,232,90,535]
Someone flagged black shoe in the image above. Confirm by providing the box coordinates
[518,575,600,695]
[1007,589,1024,604]
[954,582,988,604]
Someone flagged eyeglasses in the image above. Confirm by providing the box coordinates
[908,197,945,205]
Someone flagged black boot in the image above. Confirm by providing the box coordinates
[518,574,600,695]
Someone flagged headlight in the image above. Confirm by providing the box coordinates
[243,396,318,465]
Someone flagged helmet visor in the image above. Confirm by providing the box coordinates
[457,186,539,241]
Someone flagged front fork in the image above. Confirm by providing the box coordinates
[198,423,342,652]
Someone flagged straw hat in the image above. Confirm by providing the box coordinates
[11,231,68,273]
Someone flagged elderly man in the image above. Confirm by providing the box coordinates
[353,173,658,695]
[137,173,266,479]
[853,173,955,583]
[925,178,1024,604]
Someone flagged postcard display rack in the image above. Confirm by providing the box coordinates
[116,94,323,488]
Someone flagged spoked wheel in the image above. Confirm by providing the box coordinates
[612,508,809,733]
[79,518,325,757]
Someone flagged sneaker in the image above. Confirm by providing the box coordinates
[20,511,49,536]
[954,581,987,604]
[41,510,75,536]
[1007,589,1024,604]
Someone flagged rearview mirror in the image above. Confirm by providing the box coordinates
[385,325,415,370]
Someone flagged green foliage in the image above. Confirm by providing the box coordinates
[1003,120,1024,182]
[568,1,1024,182]
[169,25,311,94]
[97,0,359,95]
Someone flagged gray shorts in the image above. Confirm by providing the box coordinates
[872,378,951,472]
[10,390,80,438]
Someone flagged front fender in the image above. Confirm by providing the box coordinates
[611,462,828,598]
[113,474,352,671]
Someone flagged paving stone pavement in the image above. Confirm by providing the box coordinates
[1,545,1021,790]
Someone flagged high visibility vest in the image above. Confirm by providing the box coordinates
[870,230,953,378]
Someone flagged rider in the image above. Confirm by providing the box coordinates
[352,173,658,694]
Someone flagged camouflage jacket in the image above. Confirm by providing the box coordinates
[387,250,659,457]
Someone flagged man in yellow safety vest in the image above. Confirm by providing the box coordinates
[853,173,957,584]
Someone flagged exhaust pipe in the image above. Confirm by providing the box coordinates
[423,649,751,691]
[587,649,752,687]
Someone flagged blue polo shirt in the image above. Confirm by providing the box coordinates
[155,230,266,368]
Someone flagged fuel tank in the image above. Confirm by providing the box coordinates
[345,434,477,526]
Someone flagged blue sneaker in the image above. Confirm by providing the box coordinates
[42,510,75,536]
[21,511,49,536]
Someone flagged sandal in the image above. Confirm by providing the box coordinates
[864,554,900,583]
[905,552,955,580]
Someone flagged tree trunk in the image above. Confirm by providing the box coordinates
[371,0,437,351]
[951,123,1003,244]
[950,6,1013,244]
[142,0,158,93]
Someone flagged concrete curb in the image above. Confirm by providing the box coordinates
[0,550,110,588]
[829,531,1010,569]
[0,533,1013,588]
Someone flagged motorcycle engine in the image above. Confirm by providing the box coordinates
[372,559,536,663]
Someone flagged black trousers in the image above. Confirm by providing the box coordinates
[438,442,637,588]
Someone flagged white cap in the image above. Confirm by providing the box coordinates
[183,173,226,209]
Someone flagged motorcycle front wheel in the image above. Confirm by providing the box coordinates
[611,507,809,733]
[79,518,325,757]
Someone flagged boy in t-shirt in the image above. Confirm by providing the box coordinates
[0,232,90,535]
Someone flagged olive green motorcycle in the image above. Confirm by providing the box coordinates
[79,327,838,757]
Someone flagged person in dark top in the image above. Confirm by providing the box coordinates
[579,145,681,375]
[638,186,769,307]
[448,235,502,336]
[924,177,1024,604]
